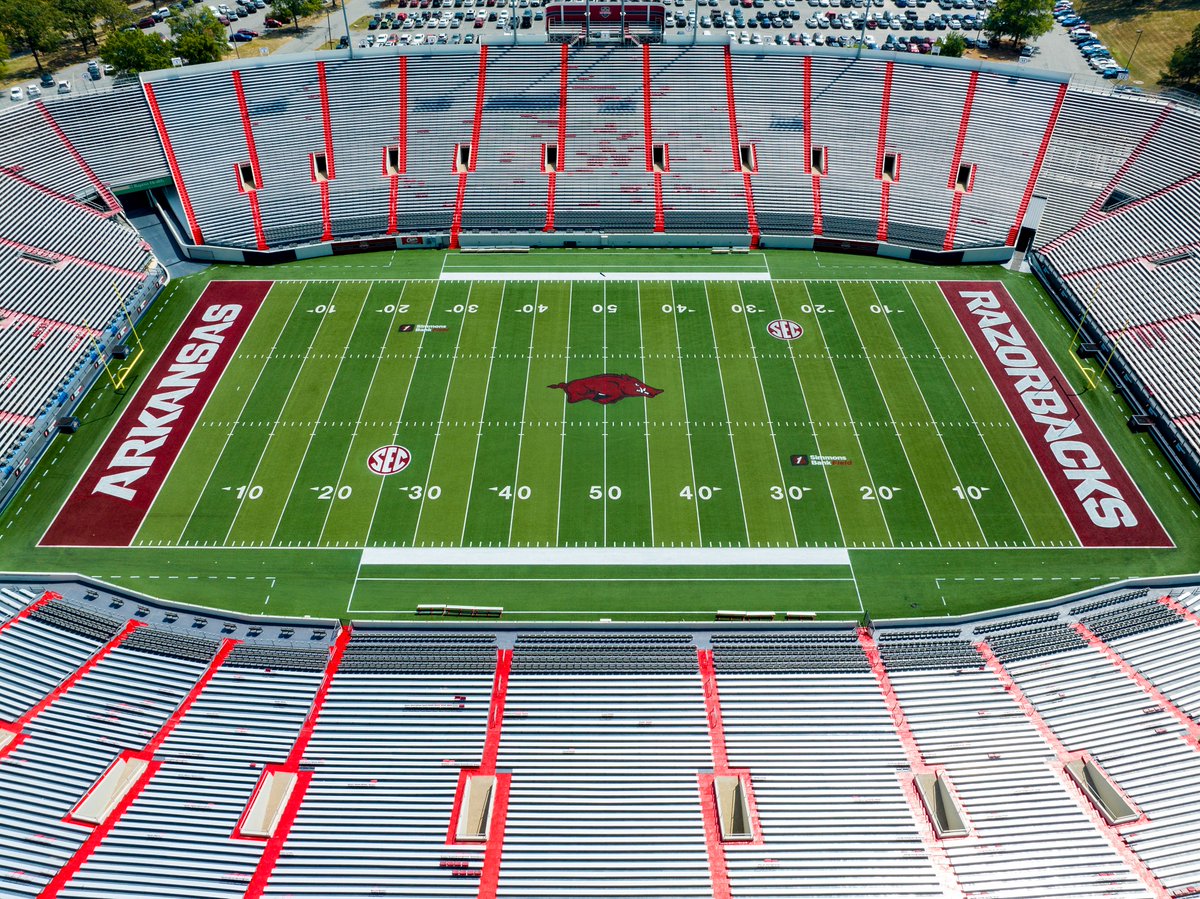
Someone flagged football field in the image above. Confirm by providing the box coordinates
[103,277,1088,552]
[17,249,1195,620]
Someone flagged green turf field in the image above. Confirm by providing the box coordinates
[7,249,1199,621]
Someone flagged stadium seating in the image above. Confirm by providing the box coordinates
[0,579,1198,896]
[0,100,164,495]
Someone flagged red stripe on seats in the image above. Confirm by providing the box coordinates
[286,626,351,768]
[476,772,511,899]
[976,640,1170,898]
[388,57,407,235]
[943,71,978,250]
[876,62,893,241]
[1160,593,1200,628]
[231,70,269,250]
[1041,104,1174,253]
[317,61,335,241]
[859,630,966,897]
[144,638,238,754]
[1007,83,1066,246]
[545,44,568,233]
[143,84,204,244]
[697,649,728,770]
[1072,622,1200,750]
[17,619,144,729]
[37,755,162,899]
[481,649,511,771]
[0,236,147,279]
[240,770,314,899]
[643,44,665,232]
[0,164,114,219]
[803,57,821,235]
[723,47,758,247]
[34,102,119,213]
[451,47,488,249]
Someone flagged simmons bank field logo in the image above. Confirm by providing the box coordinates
[550,373,662,405]
[367,445,411,475]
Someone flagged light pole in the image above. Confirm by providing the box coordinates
[1126,28,1143,74]
[340,0,354,57]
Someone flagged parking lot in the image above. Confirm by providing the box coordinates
[2,0,1124,105]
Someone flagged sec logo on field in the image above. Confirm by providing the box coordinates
[767,319,804,341]
[367,445,411,476]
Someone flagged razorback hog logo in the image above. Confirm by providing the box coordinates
[549,373,662,405]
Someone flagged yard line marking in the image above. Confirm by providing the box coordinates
[457,283,507,545]
[735,281,799,548]
[316,282,406,545]
[764,280,852,550]
[269,286,372,546]
[440,271,773,282]
[359,285,439,546]
[903,283,1034,546]
[702,284,754,546]
[175,284,303,544]
[867,283,987,543]
[602,282,609,546]
[506,283,540,547]
[554,283,572,547]
[670,284,706,544]
[222,283,346,545]
[636,282,656,546]
[790,283,894,546]
[837,282,943,545]
[412,283,476,543]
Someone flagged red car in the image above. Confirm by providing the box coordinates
[264,16,284,26]
[137,15,156,26]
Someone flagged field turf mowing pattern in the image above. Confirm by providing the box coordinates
[135,278,1075,553]
[8,249,1199,621]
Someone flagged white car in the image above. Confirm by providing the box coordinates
[9,87,23,101]
[57,80,71,94]
[26,84,40,98]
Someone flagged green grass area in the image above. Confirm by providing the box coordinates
[5,248,1198,623]
[1077,0,1200,86]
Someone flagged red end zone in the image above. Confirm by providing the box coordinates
[940,281,1171,548]
[41,281,271,547]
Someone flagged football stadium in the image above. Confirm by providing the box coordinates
[0,26,1198,899]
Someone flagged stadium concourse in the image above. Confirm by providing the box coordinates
[0,576,1196,896]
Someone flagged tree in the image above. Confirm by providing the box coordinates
[101,27,173,73]
[0,34,8,76]
[939,31,969,57]
[267,0,323,31]
[1163,23,1200,90]
[55,0,129,52]
[984,0,1053,48]
[0,0,63,70]
[170,8,227,64]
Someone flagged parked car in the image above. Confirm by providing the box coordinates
[9,86,23,101]
[26,84,41,98]
[57,79,71,94]
[231,29,254,39]
[137,15,157,26]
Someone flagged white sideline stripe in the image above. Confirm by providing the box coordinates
[439,271,773,282]
[360,547,851,566]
